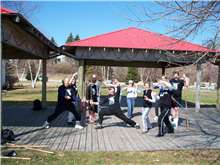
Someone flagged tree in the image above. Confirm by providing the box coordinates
[126,67,140,83]
[50,37,57,46]
[2,1,41,88]
[127,1,220,63]
[5,60,18,89]
[85,66,95,81]
[26,60,42,88]
[2,1,39,19]
[66,33,74,43]
[74,34,80,41]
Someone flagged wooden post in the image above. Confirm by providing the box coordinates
[78,60,86,98]
[0,58,2,116]
[195,63,202,112]
[216,64,220,111]
[42,59,47,108]
[162,67,166,76]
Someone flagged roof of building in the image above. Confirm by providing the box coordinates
[1,7,59,54]
[0,7,16,14]
[65,27,215,52]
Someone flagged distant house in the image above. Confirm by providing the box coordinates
[56,55,66,63]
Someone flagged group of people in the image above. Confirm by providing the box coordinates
[43,70,189,137]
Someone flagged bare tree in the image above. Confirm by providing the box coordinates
[1,1,39,19]
[125,1,220,62]
[2,1,41,88]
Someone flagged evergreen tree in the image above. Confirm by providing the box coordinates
[50,37,57,46]
[74,34,80,41]
[126,67,140,83]
[65,33,74,43]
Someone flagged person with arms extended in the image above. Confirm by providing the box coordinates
[86,74,99,123]
[43,77,83,129]
[95,86,140,129]
[153,76,174,137]
[125,80,137,119]
[170,71,189,129]
[67,72,79,125]
[142,82,156,133]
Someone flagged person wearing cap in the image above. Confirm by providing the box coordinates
[125,80,137,119]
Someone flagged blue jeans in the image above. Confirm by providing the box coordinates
[127,97,135,119]
[142,107,152,131]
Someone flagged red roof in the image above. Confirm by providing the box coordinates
[0,7,16,14]
[65,27,215,52]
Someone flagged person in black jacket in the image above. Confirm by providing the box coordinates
[86,74,99,123]
[67,73,80,124]
[153,78,174,137]
[43,77,83,129]
[95,86,140,129]
[142,82,156,133]
[170,71,188,129]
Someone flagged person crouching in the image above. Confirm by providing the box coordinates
[96,87,140,129]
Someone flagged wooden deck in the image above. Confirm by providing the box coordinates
[2,104,220,151]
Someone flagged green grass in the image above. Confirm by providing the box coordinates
[1,149,220,165]
[182,88,216,105]
[2,87,217,105]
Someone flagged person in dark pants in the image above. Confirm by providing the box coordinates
[43,78,83,129]
[95,86,140,129]
[153,78,174,137]
[86,74,99,123]
[67,73,80,124]
[170,71,188,129]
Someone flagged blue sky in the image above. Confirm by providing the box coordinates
[5,1,214,46]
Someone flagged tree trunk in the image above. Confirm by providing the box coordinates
[28,60,41,88]
[33,60,42,88]
[195,63,202,112]
[139,68,144,82]
[216,64,220,111]
[27,60,34,88]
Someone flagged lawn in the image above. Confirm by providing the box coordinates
[2,86,217,105]
[1,149,220,165]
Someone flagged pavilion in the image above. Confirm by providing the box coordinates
[1,7,60,107]
[1,7,219,111]
[64,27,219,111]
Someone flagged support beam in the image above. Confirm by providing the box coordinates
[42,59,47,108]
[0,56,2,119]
[78,60,86,98]
[162,67,166,76]
[216,64,220,111]
[195,63,202,112]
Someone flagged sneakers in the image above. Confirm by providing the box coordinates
[135,123,140,129]
[95,124,104,129]
[42,121,50,129]
[167,129,174,134]
[141,130,148,134]
[75,124,84,129]
[173,118,178,129]
[153,116,158,121]
[156,134,164,137]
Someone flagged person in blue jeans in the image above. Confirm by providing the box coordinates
[125,80,137,119]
